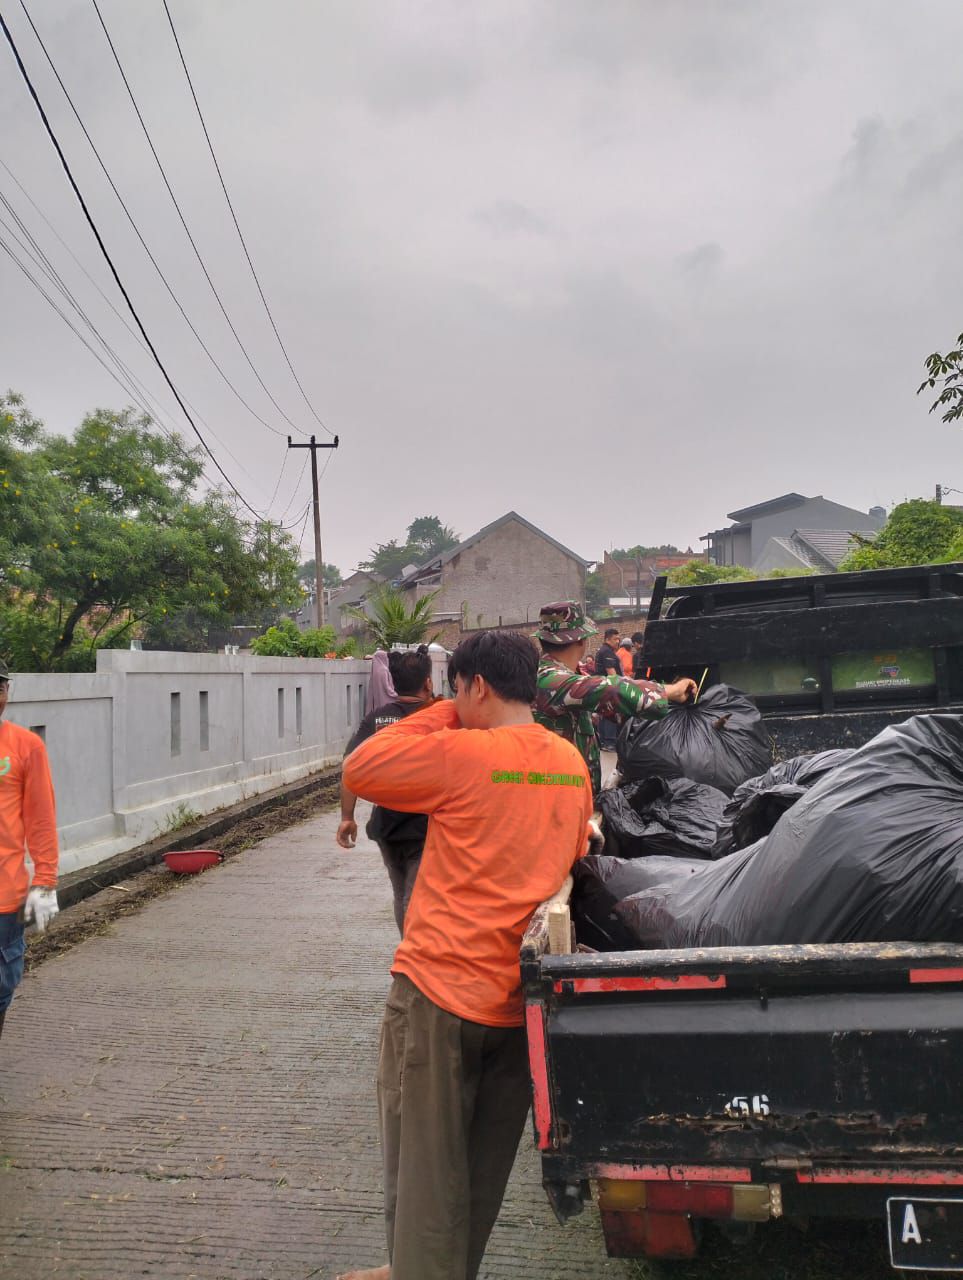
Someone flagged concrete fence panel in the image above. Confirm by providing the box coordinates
[5,650,369,876]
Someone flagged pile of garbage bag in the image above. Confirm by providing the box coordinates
[617,684,773,794]
[711,748,855,857]
[597,776,728,861]
[571,854,706,952]
[586,715,963,950]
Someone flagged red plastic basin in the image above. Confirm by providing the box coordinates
[163,849,223,875]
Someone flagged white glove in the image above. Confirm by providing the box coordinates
[25,887,59,933]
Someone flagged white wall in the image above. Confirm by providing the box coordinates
[5,650,369,876]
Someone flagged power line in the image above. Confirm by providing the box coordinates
[90,0,310,440]
[0,154,290,510]
[0,215,264,501]
[0,6,266,521]
[14,0,292,445]
[278,449,310,520]
[161,0,335,440]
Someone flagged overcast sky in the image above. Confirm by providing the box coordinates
[2,1,962,570]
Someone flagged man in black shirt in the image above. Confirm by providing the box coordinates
[337,648,435,934]
[594,627,622,749]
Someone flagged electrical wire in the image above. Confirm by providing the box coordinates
[91,0,310,440]
[295,503,311,556]
[277,449,310,521]
[0,217,266,501]
[0,6,267,521]
[0,172,264,496]
[0,155,294,512]
[161,0,335,439]
[14,0,292,445]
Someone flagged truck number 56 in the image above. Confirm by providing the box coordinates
[725,1094,770,1118]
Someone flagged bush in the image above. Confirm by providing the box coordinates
[250,618,340,658]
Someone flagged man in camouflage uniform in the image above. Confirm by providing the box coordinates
[534,601,696,797]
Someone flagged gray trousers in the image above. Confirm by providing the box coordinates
[377,974,532,1280]
[376,837,423,935]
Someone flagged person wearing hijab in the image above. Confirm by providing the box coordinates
[365,649,396,715]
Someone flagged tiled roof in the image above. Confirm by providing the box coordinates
[794,528,878,569]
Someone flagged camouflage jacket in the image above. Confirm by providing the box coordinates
[534,654,668,797]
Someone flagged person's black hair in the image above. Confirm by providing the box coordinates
[604,627,619,639]
[448,631,537,704]
[388,648,432,696]
[631,631,645,645]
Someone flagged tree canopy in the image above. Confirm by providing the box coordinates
[360,515,459,579]
[839,499,963,572]
[0,394,301,670]
[611,544,684,559]
[666,560,757,586]
[297,560,343,591]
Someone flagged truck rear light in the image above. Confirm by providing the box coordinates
[597,1178,773,1221]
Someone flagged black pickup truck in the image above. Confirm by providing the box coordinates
[521,563,963,1269]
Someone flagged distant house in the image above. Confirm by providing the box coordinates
[596,549,698,606]
[328,569,385,634]
[398,511,587,629]
[701,493,886,570]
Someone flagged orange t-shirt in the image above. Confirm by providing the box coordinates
[343,698,591,1027]
[619,647,634,676]
[0,720,59,914]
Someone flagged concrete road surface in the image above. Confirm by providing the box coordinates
[0,798,630,1280]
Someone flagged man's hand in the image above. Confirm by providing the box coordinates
[664,678,699,704]
[336,819,358,849]
[24,887,59,933]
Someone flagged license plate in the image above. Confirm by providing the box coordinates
[888,1197,963,1271]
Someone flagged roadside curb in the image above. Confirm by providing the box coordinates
[56,766,341,912]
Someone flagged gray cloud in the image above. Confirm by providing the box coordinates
[476,200,550,237]
[2,0,963,570]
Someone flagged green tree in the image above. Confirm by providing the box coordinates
[584,570,609,615]
[297,560,343,591]
[347,584,440,647]
[405,515,459,559]
[360,538,413,579]
[919,331,963,425]
[666,560,757,586]
[360,515,459,579]
[0,397,301,670]
[838,499,963,572]
[611,544,683,558]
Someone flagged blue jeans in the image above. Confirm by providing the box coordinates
[0,910,25,1013]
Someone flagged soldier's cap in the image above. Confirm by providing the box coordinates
[535,601,597,645]
[0,659,8,680]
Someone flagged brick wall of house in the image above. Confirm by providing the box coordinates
[428,517,586,629]
[597,550,698,596]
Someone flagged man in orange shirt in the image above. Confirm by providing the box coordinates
[338,632,590,1280]
[0,661,60,1041]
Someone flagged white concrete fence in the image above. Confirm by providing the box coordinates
[5,650,372,876]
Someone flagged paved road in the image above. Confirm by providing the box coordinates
[0,801,631,1280]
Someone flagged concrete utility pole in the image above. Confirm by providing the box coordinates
[936,484,943,505]
[287,434,339,627]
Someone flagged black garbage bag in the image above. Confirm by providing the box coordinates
[614,715,963,948]
[712,749,856,857]
[617,684,773,795]
[571,854,706,952]
[598,776,728,860]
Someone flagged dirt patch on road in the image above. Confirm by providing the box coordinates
[27,778,340,972]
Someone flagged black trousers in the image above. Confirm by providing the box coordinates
[376,837,424,935]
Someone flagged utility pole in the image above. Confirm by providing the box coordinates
[287,434,339,627]
[936,484,943,505]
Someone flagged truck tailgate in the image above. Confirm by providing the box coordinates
[526,943,963,1172]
